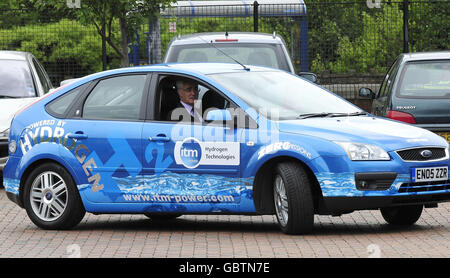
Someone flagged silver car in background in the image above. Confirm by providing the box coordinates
[163,32,317,82]
[0,51,53,179]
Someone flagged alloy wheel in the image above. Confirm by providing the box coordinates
[274,174,289,227]
[30,171,68,222]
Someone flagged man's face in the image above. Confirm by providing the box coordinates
[177,81,198,106]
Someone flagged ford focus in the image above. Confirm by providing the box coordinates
[3,63,449,234]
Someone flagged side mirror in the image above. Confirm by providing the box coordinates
[359,88,376,99]
[205,109,232,122]
[298,72,318,83]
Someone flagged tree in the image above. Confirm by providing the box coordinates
[409,0,450,52]
[0,19,121,82]
[25,0,174,68]
[326,3,404,74]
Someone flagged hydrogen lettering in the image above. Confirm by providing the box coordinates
[88,173,104,192]
[19,120,104,193]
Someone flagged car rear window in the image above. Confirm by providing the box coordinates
[0,59,36,98]
[166,43,290,72]
[397,60,450,99]
[82,75,147,120]
[46,83,88,118]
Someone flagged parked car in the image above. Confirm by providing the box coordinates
[360,51,450,144]
[164,32,317,82]
[0,51,53,182]
[3,63,449,234]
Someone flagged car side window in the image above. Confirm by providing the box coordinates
[156,75,232,123]
[378,59,400,99]
[32,58,52,94]
[46,83,88,118]
[82,75,147,121]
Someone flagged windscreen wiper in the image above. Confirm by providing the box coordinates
[297,111,368,119]
[297,112,333,119]
[326,111,368,117]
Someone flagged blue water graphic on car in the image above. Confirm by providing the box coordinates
[317,172,411,197]
[77,172,255,212]
[115,172,252,196]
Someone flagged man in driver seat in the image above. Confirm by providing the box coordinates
[168,78,204,123]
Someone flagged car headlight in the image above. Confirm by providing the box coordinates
[335,141,390,161]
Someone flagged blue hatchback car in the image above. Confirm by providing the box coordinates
[3,63,450,234]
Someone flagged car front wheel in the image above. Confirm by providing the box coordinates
[273,162,314,234]
[23,163,85,230]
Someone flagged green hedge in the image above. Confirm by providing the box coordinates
[0,19,121,82]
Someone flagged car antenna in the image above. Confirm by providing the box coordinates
[198,36,250,71]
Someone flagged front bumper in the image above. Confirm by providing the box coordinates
[314,152,450,214]
[323,192,450,214]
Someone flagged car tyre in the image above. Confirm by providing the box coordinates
[380,205,423,226]
[273,162,314,234]
[23,163,85,230]
[144,213,182,220]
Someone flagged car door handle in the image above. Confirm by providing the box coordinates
[67,132,88,140]
[149,136,170,142]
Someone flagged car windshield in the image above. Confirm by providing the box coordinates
[209,71,361,120]
[397,60,450,99]
[0,59,36,98]
[166,43,290,72]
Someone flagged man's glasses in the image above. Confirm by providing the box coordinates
[180,86,199,93]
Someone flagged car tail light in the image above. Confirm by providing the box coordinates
[387,110,416,124]
[215,39,238,42]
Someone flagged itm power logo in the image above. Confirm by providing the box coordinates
[174,139,240,169]
[179,138,202,169]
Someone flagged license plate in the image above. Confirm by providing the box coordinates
[435,132,450,143]
[412,166,448,183]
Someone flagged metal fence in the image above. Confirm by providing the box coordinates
[0,1,448,109]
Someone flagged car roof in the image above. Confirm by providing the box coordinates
[0,50,30,61]
[164,62,278,74]
[400,51,450,62]
[168,32,285,46]
[71,63,281,87]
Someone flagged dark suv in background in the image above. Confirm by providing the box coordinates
[360,51,450,144]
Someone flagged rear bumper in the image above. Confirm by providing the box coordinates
[6,191,21,207]
[0,157,7,172]
[0,140,8,173]
[322,192,450,214]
